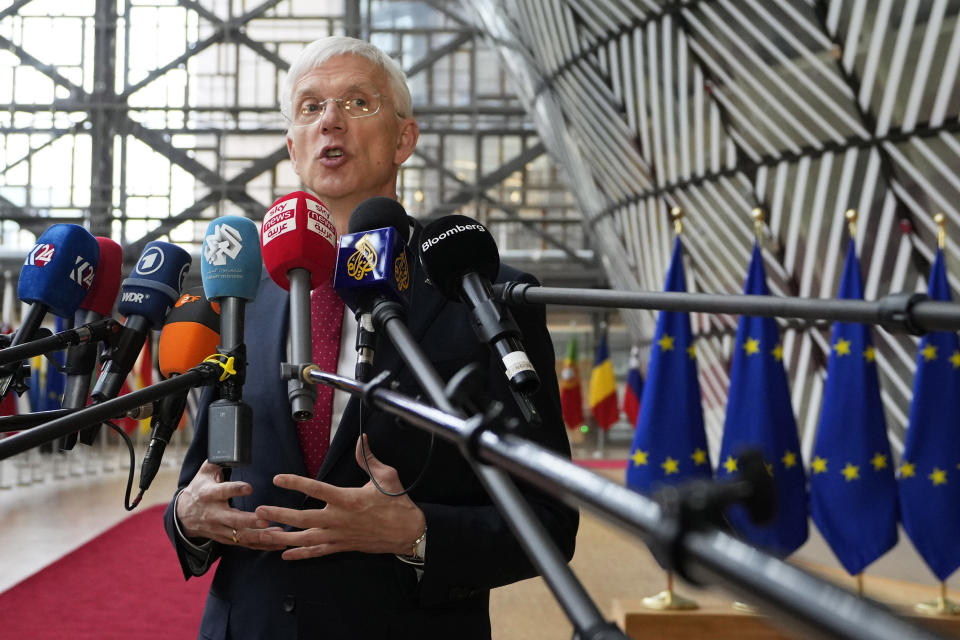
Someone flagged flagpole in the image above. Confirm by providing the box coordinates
[641,205,699,612]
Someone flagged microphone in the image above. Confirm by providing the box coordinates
[260,191,338,421]
[138,286,221,493]
[419,214,540,395]
[0,224,100,399]
[334,197,411,382]
[82,241,191,446]
[202,216,261,467]
[60,237,123,450]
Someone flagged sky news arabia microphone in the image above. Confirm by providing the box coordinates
[60,237,123,450]
[334,197,412,382]
[201,216,261,467]
[0,224,100,400]
[139,286,220,493]
[419,214,540,395]
[82,241,191,445]
[260,191,338,421]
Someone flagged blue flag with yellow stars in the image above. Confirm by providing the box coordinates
[810,239,898,576]
[899,248,960,582]
[717,242,808,556]
[626,237,710,492]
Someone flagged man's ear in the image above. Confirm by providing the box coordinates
[286,133,300,176]
[394,118,419,165]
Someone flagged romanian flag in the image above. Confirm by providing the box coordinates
[589,335,619,430]
[810,238,898,576]
[717,242,807,556]
[559,338,584,430]
[622,346,643,427]
[626,237,710,492]
[899,248,960,581]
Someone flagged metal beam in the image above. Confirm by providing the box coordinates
[404,30,477,78]
[88,0,117,237]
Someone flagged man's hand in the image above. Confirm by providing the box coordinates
[176,460,286,551]
[252,435,426,560]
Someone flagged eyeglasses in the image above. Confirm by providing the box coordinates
[290,88,384,126]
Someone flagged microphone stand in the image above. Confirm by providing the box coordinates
[0,319,123,367]
[0,361,223,460]
[0,409,73,434]
[495,282,960,335]
[300,367,950,640]
[341,298,627,640]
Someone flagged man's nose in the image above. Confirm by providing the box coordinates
[320,100,347,131]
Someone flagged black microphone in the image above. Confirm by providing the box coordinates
[418,215,540,395]
[138,288,221,493]
[333,197,411,382]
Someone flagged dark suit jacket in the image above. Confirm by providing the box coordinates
[164,226,578,640]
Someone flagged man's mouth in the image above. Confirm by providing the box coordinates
[324,148,344,158]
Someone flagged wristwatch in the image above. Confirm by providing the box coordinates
[396,526,427,566]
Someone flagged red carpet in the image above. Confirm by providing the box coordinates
[0,504,214,639]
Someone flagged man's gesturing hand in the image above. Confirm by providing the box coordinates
[253,435,426,560]
[176,460,286,550]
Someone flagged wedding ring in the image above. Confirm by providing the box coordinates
[231,528,239,544]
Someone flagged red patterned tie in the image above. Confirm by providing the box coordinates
[297,279,343,477]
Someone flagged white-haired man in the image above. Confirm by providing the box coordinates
[165,36,577,639]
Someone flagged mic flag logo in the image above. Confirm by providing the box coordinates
[137,246,165,275]
[175,293,201,307]
[347,234,377,281]
[70,255,96,289]
[204,223,243,266]
[394,251,409,292]
[25,243,55,267]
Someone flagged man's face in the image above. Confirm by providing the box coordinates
[286,54,418,213]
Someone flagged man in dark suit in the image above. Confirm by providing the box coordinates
[164,36,577,639]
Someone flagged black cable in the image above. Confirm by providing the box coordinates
[358,400,435,498]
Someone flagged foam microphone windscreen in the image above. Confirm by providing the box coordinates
[18,224,100,318]
[347,196,409,235]
[200,216,262,301]
[118,241,192,328]
[158,287,221,377]
[80,237,123,317]
[418,215,499,301]
[260,191,338,290]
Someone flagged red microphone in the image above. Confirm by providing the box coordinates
[63,237,123,449]
[261,191,338,421]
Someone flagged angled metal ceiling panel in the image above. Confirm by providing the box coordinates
[467,0,960,448]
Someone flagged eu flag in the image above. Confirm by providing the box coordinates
[810,239,898,575]
[626,237,710,491]
[717,243,808,556]
[899,248,960,581]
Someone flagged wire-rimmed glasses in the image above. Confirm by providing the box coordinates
[290,87,384,127]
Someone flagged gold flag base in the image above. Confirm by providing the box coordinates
[642,590,699,610]
[915,597,960,616]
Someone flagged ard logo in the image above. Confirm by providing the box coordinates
[347,235,377,281]
[394,252,409,291]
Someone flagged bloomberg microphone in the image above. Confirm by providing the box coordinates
[0,224,100,399]
[260,191,338,421]
[419,215,540,395]
[60,237,122,450]
[202,216,261,467]
[334,197,411,382]
[139,287,220,493]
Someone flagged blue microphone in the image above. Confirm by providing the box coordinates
[334,197,411,381]
[200,216,261,467]
[0,224,99,399]
[89,241,191,405]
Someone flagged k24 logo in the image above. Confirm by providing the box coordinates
[70,255,95,289]
[25,243,55,267]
